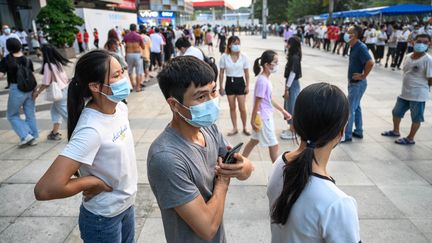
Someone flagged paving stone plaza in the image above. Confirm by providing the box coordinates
[0,35,431,243]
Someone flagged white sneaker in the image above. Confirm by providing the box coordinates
[29,138,38,146]
[280,132,296,140]
[18,134,34,147]
[280,130,288,138]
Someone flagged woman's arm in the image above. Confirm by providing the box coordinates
[251,97,262,131]
[34,155,112,201]
[244,68,250,94]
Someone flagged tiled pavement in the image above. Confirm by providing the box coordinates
[0,35,431,243]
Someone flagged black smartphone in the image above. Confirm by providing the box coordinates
[223,142,244,164]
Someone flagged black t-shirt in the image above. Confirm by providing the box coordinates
[0,55,34,84]
[284,54,302,80]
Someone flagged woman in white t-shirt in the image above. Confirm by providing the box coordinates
[33,45,70,141]
[219,36,251,136]
[34,50,138,243]
[267,83,361,243]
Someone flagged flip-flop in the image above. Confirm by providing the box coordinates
[243,130,251,136]
[395,137,415,145]
[381,130,400,137]
[227,130,238,136]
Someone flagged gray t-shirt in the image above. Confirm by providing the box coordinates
[147,124,229,243]
[400,53,432,102]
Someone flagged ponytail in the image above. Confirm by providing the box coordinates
[67,77,85,140]
[253,57,262,76]
[271,141,316,225]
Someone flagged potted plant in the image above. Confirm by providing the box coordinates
[36,0,84,58]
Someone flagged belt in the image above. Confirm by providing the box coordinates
[227,77,243,83]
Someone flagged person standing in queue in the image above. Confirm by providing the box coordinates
[34,50,137,243]
[219,36,251,136]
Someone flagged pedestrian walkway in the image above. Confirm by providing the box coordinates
[0,35,431,243]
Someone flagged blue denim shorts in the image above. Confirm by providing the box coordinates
[392,97,425,123]
[79,205,135,243]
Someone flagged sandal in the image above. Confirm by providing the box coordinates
[395,137,415,145]
[243,129,251,136]
[227,130,238,136]
[381,130,400,137]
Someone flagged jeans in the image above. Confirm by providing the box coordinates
[7,84,39,141]
[345,80,367,139]
[79,205,135,243]
[51,88,68,124]
[284,79,301,125]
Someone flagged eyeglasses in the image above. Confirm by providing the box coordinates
[415,40,429,44]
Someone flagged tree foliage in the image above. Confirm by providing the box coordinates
[36,0,84,48]
[254,0,289,23]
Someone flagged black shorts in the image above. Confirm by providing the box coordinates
[208,42,213,46]
[150,52,162,66]
[225,77,246,95]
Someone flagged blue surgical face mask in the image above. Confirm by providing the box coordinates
[3,28,11,35]
[176,97,220,128]
[231,44,240,52]
[344,33,350,43]
[414,43,428,53]
[100,77,130,103]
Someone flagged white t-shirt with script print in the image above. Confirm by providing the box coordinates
[61,102,137,217]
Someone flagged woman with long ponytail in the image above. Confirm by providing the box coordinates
[243,50,291,163]
[267,83,361,242]
[35,50,138,243]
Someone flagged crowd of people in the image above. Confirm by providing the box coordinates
[0,16,431,243]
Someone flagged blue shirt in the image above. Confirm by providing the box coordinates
[348,41,372,82]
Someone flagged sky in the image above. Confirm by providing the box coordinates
[230,0,252,9]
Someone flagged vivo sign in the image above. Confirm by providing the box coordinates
[139,10,158,18]
[139,10,175,18]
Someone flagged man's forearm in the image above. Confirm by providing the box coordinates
[363,60,374,78]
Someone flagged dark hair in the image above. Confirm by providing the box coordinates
[253,50,277,76]
[105,38,119,51]
[226,35,240,54]
[287,36,302,61]
[271,82,349,225]
[416,33,431,41]
[108,29,120,42]
[40,44,70,74]
[350,25,363,39]
[6,38,21,54]
[157,56,215,104]
[175,37,191,49]
[67,50,113,140]
[130,24,137,31]
[155,28,160,33]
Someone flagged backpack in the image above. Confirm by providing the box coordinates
[200,49,218,80]
[10,56,37,92]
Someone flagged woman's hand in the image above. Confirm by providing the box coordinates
[83,176,113,202]
[219,88,226,96]
[244,85,249,95]
[283,90,289,100]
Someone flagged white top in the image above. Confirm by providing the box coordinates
[396,30,410,42]
[0,33,21,56]
[219,53,249,77]
[182,46,204,61]
[376,31,387,45]
[150,33,164,53]
[400,53,432,102]
[364,28,377,44]
[267,155,361,243]
[17,31,28,45]
[60,102,138,217]
[174,30,184,42]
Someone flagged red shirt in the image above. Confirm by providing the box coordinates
[84,32,89,43]
[94,31,99,40]
[76,32,83,43]
[331,26,340,41]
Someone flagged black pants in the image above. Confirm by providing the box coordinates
[366,43,377,59]
[385,47,396,65]
[392,42,408,68]
[407,46,414,54]
[375,45,385,61]
[332,40,342,54]
[94,39,99,49]
[78,42,84,53]
[323,38,330,51]
[150,52,162,70]
[343,43,350,56]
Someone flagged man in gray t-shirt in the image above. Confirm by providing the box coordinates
[148,56,253,242]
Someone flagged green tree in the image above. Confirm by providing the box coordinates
[254,0,289,23]
[36,0,84,48]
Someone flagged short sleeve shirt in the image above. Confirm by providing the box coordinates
[400,53,432,102]
[219,53,249,77]
[150,33,164,53]
[254,75,273,119]
[147,124,229,243]
[0,55,34,84]
[60,102,138,217]
[348,41,372,82]
[267,153,361,243]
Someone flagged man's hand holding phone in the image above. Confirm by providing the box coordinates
[215,144,254,181]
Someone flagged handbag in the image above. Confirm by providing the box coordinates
[45,80,63,101]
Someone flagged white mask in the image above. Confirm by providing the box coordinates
[270,64,278,73]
